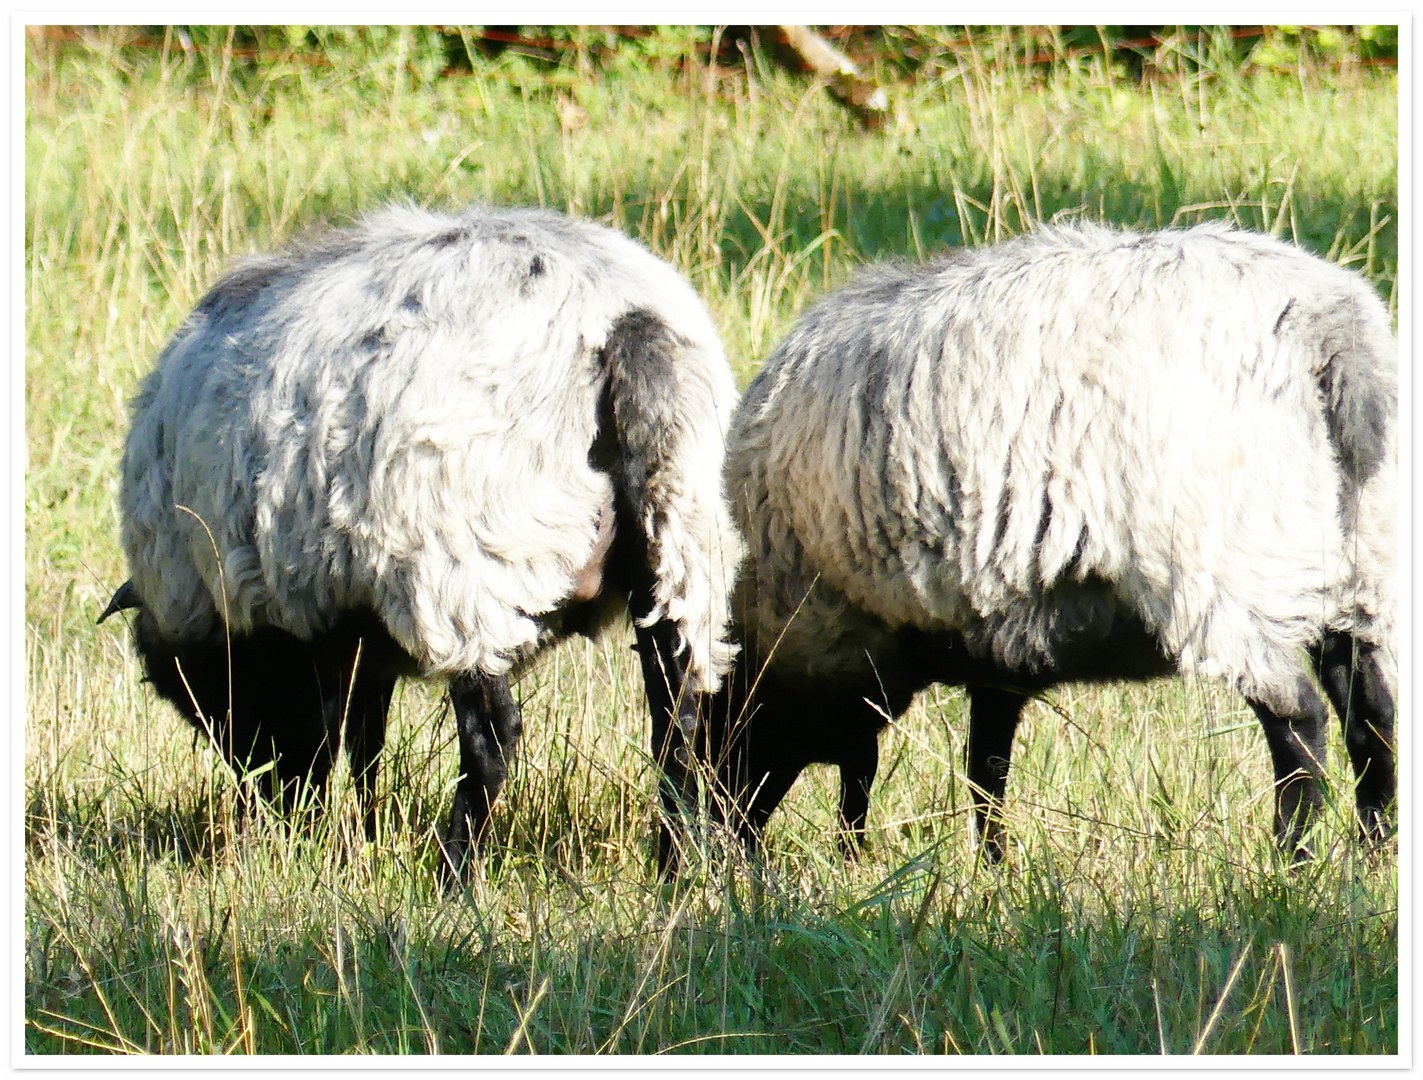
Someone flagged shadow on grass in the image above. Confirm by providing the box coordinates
[25,790,240,868]
[25,817,1398,1056]
[23,779,452,875]
[649,173,1395,301]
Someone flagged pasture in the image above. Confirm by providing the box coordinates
[25,26,1398,1055]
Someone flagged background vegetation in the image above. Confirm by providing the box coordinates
[25,25,1397,1055]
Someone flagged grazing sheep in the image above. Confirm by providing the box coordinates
[100,203,743,877]
[702,221,1396,861]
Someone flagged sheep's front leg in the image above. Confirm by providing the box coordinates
[966,686,1027,862]
[441,672,522,882]
[1312,631,1395,841]
[343,671,396,843]
[1247,675,1330,858]
[837,728,879,857]
[737,763,798,854]
[633,616,697,878]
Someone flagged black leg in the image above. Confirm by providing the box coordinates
[343,669,395,842]
[441,672,522,882]
[1312,632,1395,840]
[966,685,1027,862]
[702,678,808,856]
[219,690,280,822]
[318,619,409,839]
[1247,675,1331,857]
[633,616,696,878]
[837,730,879,858]
[263,629,402,830]
[270,680,340,813]
[700,676,759,847]
[219,713,279,824]
[737,762,799,854]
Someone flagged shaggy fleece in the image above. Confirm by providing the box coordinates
[728,222,1396,711]
[121,204,743,690]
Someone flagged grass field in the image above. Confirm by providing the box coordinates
[25,26,1398,1055]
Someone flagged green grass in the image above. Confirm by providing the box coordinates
[25,26,1398,1055]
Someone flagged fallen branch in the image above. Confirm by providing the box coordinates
[778,24,889,128]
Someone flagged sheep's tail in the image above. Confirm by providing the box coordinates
[1288,282,1397,651]
[1296,288,1397,493]
[600,307,742,693]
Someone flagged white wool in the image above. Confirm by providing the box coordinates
[121,204,743,691]
[728,222,1396,708]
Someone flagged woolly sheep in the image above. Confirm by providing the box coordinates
[101,203,744,877]
[702,221,1396,861]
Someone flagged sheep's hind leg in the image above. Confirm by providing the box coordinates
[1246,674,1331,858]
[442,672,522,882]
[966,686,1027,862]
[633,616,698,879]
[1312,631,1395,841]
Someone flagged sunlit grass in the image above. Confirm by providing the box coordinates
[25,26,1397,1055]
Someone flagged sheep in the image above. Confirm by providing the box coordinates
[701,221,1396,862]
[99,203,744,878]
